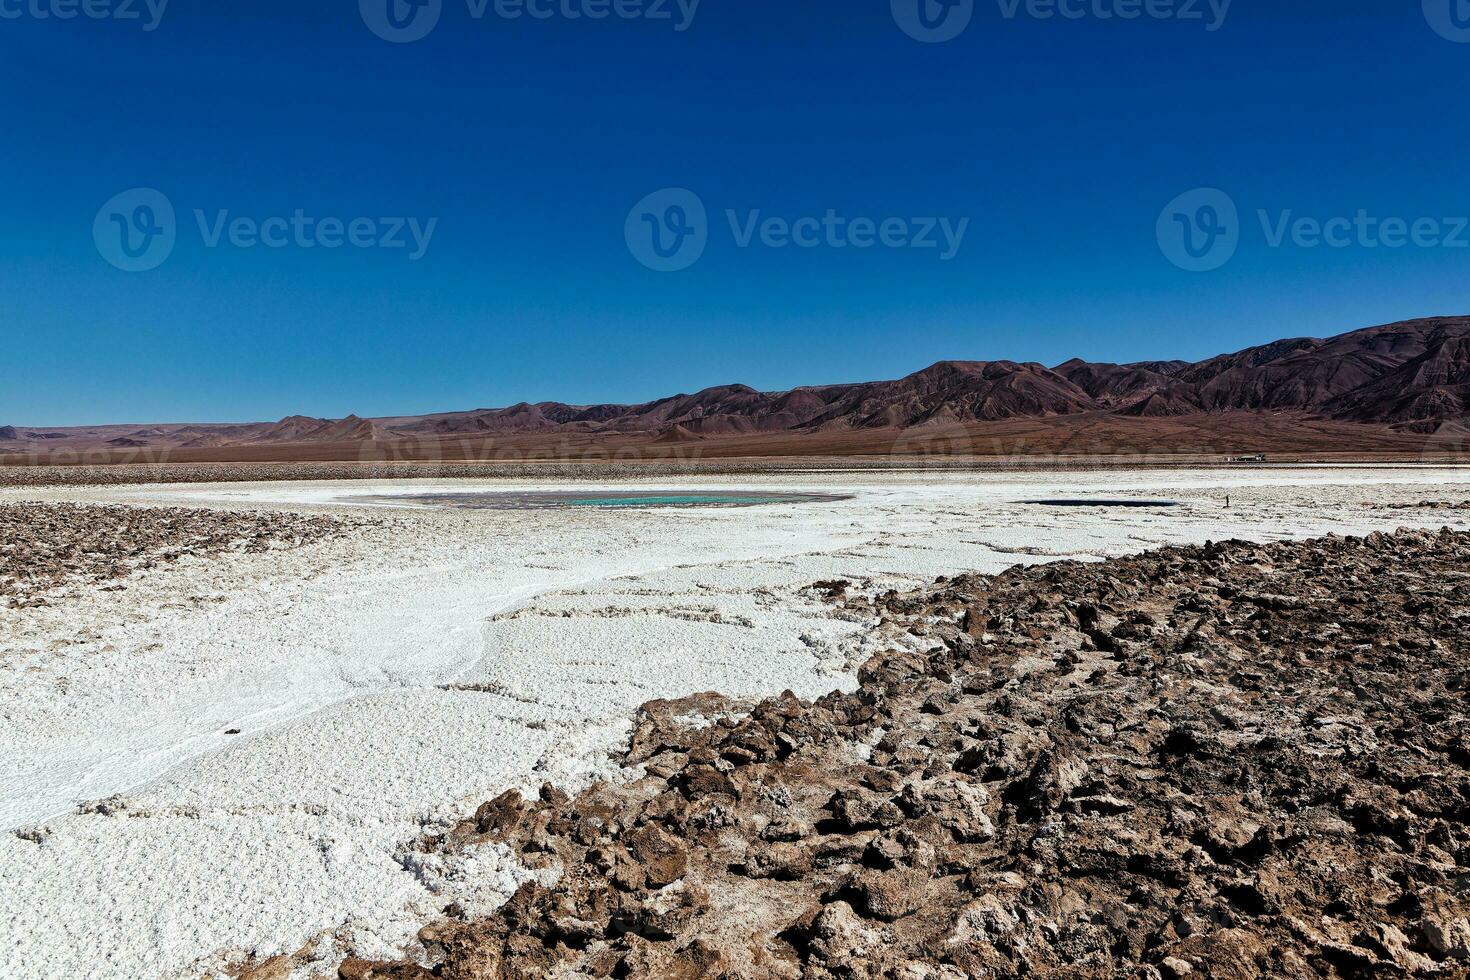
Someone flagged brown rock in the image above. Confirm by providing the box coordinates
[327,530,1470,980]
[628,823,689,888]
[852,868,927,922]
[474,789,526,837]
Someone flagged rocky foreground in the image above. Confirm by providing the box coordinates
[339,528,1470,979]
[0,502,347,607]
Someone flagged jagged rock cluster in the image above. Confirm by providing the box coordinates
[1381,501,1470,511]
[0,502,348,607]
[343,529,1470,979]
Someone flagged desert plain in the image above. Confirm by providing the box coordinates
[3,464,1470,978]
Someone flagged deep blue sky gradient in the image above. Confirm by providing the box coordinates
[2,0,1467,424]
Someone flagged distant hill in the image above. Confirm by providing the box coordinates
[4,316,1470,455]
[380,316,1470,437]
[248,415,382,444]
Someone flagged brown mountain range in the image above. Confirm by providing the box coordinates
[4,316,1470,462]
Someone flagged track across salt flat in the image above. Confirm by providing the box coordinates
[2,467,1469,979]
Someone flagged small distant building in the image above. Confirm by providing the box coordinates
[1226,453,1268,463]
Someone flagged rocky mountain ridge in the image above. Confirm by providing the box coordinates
[5,317,1468,451]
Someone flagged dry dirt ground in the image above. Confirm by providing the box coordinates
[336,528,1470,980]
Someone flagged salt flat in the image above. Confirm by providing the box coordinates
[2,467,1469,979]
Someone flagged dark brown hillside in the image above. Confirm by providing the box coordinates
[6,316,1470,460]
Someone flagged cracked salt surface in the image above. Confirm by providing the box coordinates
[2,468,1470,979]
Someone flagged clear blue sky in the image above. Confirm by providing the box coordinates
[2,0,1467,425]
